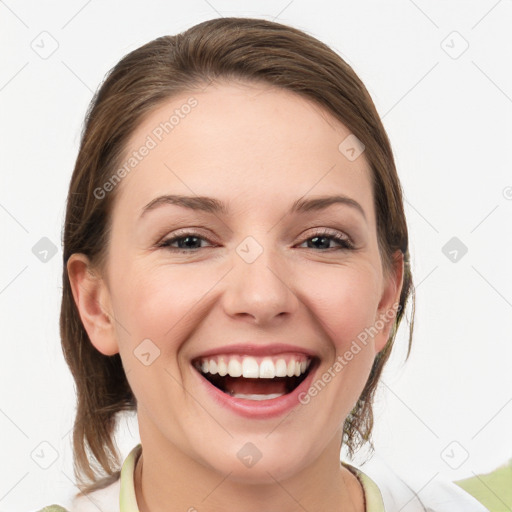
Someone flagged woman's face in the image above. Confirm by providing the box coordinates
[80,81,402,482]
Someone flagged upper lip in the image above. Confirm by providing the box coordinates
[191,343,318,361]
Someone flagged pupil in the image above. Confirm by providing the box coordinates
[180,236,200,249]
[309,236,329,249]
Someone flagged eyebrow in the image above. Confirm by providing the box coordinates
[140,194,367,221]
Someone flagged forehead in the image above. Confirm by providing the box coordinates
[112,80,374,223]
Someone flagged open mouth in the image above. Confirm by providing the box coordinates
[192,354,317,401]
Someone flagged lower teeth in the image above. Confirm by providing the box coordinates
[230,392,284,400]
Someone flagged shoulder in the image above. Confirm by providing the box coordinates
[70,477,121,512]
[35,476,121,512]
[37,444,142,512]
[347,454,491,511]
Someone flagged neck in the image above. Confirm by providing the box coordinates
[133,425,364,512]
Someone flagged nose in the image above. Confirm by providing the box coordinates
[221,242,299,326]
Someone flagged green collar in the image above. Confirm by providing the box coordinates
[119,444,141,511]
[342,460,386,511]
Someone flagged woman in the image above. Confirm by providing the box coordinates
[40,17,489,512]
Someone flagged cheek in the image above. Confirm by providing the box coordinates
[107,263,218,410]
[110,254,381,355]
[109,261,219,345]
[298,263,381,353]
[298,264,381,407]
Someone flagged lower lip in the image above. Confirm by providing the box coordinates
[192,362,318,419]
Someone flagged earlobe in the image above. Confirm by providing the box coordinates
[67,253,119,356]
[374,250,405,353]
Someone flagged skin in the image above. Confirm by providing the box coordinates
[68,80,404,512]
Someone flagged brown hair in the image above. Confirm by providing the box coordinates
[61,16,415,494]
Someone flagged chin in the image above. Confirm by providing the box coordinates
[195,439,315,485]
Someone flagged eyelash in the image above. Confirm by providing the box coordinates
[157,228,355,253]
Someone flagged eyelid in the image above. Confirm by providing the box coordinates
[156,227,217,245]
[299,226,355,247]
[157,226,355,252]
[301,226,352,242]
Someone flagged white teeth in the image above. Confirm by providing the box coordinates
[275,358,287,377]
[242,357,259,378]
[217,357,228,376]
[259,357,275,378]
[227,359,242,377]
[231,393,284,400]
[196,355,312,378]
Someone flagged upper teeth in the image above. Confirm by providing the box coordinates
[194,355,312,379]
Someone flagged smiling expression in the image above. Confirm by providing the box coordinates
[73,79,403,484]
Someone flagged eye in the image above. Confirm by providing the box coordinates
[157,228,354,253]
[297,229,354,251]
[157,231,215,252]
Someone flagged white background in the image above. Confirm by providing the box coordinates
[1,1,511,510]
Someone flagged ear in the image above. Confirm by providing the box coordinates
[373,250,405,354]
[67,253,119,356]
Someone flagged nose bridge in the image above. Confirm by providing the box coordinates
[222,234,298,324]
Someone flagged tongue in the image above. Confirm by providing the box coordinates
[224,376,288,395]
